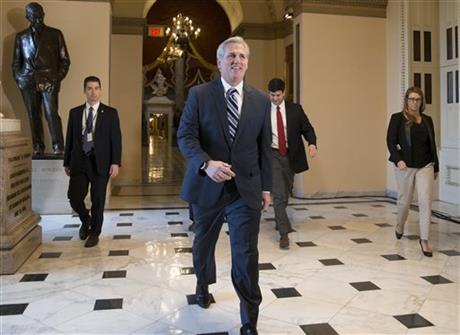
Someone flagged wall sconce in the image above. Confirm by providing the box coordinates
[284,7,294,20]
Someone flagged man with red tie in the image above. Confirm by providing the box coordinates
[268,78,317,249]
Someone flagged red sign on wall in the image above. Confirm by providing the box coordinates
[148,26,164,37]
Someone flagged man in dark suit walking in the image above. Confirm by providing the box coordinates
[177,36,272,335]
[12,2,70,155]
[63,76,122,248]
[268,78,317,249]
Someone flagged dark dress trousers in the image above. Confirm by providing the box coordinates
[177,78,272,327]
[386,112,439,173]
[272,101,317,235]
[63,103,122,235]
[12,25,70,151]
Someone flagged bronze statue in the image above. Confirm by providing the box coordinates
[12,2,70,156]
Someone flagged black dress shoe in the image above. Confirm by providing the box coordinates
[240,324,258,335]
[79,216,91,240]
[419,240,433,257]
[195,284,211,309]
[395,230,403,240]
[84,234,99,248]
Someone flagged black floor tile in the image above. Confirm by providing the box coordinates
[405,234,419,240]
[53,236,73,241]
[375,223,392,227]
[352,213,368,217]
[319,258,344,266]
[393,313,434,329]
[108,250,129,256]
[333,206,347,209]
[175,247,193,253]
[102,270,127,279]
[180,267,195,275]
[310,216,325,219]
[63,224,80,228]
[421,275,453,285]
[171,233,188,237]
[371,204,385,207]
[20,273,48,282]
[0,303,28,316]
[168,221,183,225]
[294,207,308,211]
[271,287,301,298]
[93,298,123,310]
[381,254,406,261]
[186,293,215,305]
[439,250,460,256]
[296,241,317,247]
[453,232,460,236]
[351,238,372,244]
[117,223,132,227]
[349,281,380,291]
[39,252,62,259]
[113,235,131,240]
[258,263,276,270]
[300,323,339,335]
[265,218,276,222]
[328,225,346,230]
[166,211,180,215]
[119,213,133,217]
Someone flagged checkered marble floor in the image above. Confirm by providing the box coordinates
[1,200,459,334]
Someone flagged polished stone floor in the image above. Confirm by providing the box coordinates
[1,199,459,334]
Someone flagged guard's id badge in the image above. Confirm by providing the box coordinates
[87,133,93,141]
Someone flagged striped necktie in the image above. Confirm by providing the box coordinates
[226,88,239,142]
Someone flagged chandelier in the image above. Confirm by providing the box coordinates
[157,13,201,64]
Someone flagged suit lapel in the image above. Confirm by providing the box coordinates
[95,103,105,134]
[233,84,252,145]
[211,79,232,148]
[285,102,294,146]
[76,104,85,138]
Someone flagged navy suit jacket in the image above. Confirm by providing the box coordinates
[63,103,122,176]
[177,78,272,210]
[285,101,317,174]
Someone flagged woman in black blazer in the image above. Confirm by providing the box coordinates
[386,87,438,257]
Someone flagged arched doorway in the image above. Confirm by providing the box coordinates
[141,0,231,193]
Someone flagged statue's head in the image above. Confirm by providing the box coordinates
[25,2,44,27]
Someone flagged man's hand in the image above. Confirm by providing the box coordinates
[308,144,317,158]
[64,166,70,176]
[397,160,407,171]
[262,192,271,210]
[110,164,120,178]
[205,160,235,183]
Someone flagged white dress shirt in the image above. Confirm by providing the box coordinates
[271,100,288,149]
[221,78,243,114]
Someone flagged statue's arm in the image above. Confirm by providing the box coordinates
[11,35,22,81]
[57,30,71,81]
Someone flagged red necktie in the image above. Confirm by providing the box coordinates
[276,106,287,156]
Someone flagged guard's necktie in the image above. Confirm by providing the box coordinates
[276,105,287,156]
[226,88,239,142]
[83,106,94,155]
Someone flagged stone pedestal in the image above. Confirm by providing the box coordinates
[0,118,41,274]
[32,158,71,214]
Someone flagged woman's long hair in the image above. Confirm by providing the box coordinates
[402,86,425,125]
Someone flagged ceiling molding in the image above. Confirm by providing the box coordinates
[112,17,145,35]
[289,0,388,18]
[233,20,293,40]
